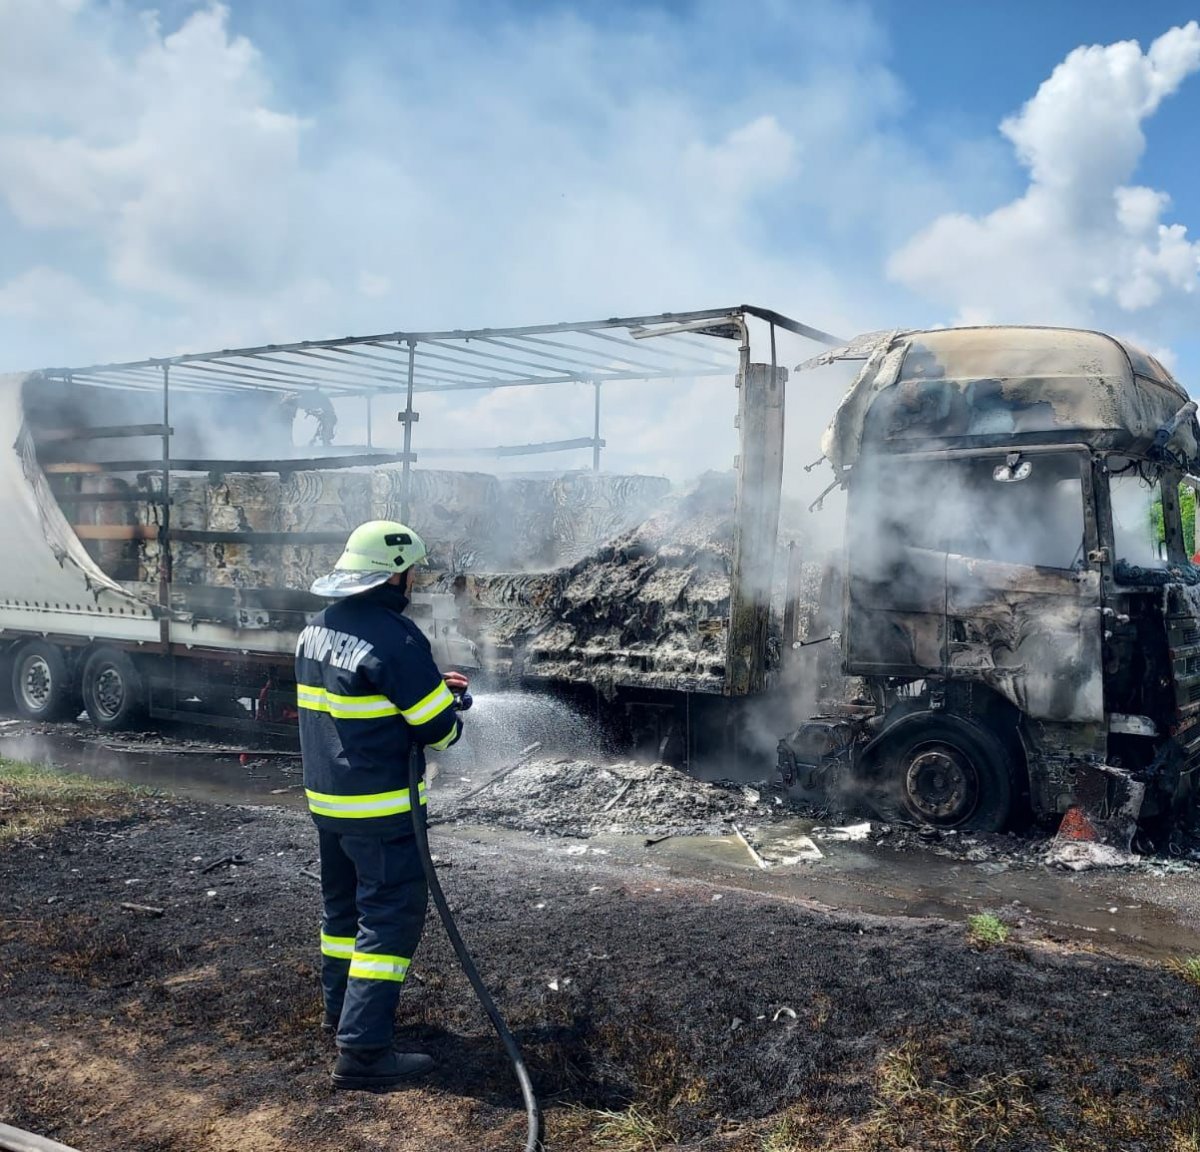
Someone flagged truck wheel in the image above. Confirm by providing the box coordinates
[81,647,145,731]
[11,641,78,722]
[864,714,1013,832]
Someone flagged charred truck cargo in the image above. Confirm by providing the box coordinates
[779,326,1200,843]
[0,308,837,749]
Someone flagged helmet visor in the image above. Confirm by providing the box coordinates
[309,569,394,599]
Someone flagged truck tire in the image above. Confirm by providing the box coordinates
[11,641,79,722]
[862,713,1014,833]
[81,647,145,731]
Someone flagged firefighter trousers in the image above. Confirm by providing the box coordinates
[316,825,429,1050]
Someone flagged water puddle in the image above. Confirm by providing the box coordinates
[645,819,1200,960]
[5,721,1199,959]
[0,725,307,809]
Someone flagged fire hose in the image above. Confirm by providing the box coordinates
[409,697,543,1152]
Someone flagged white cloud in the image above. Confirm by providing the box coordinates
[0,0,960,481]
[889,23,1200,332]
[0,2,962,360]
[0,4,305,302]
[0,266,150,364]
[3,3,1198,484]
[357,272,391,299]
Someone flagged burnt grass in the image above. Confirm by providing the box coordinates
[1,795,1199,1152]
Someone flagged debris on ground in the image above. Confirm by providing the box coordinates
[1045,840,1138,872]
[915,823,1198,874]
[755,831,823,865]
[812,821,874,842]
[443,755,1169,876]
[731,822,772,869]
[441,756,780,838]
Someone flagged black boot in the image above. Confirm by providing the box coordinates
[321,1010,339,1036]
[331,1047,435,1091]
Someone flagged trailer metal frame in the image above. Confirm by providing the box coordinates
[39,305,838,472]
[34,306,843,702]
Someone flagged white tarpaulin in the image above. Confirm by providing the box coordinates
[0,373,158,640]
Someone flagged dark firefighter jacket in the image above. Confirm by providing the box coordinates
[295,584,461,834]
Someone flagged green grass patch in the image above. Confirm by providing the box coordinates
[1168,956,1200,990]
[0,760,140,844]
[865,1041,1036,1150]
[967,913,1009,947]
[761,1111,810,1151]
[586,1105,676,1151]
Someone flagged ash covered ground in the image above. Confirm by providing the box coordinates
[435,750,1200,883]
[3,780,1200,1152]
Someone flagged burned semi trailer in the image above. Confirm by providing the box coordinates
[779,326,1200,840]
[1,307,840,742]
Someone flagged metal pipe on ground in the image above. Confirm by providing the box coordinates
[0,1122,83,1152]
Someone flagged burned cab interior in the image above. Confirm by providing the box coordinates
[846,448,1092,671]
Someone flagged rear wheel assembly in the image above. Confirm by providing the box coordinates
[11,641,78,722]
[81,647,145,731]
[863,713,1014,832]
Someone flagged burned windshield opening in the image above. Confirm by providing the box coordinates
[1105,455,1190,575]
[849,451,1086,576]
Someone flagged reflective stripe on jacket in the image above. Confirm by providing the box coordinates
[295,585,461,833]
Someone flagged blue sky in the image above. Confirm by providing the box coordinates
[882,0,1200,374]
[0,1,1198,475]
[883,2,1200,225]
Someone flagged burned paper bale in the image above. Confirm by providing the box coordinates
[206,474,282,588]
[134,471,208,585]
[124,463,674,597]
[445,473,738,692]
[491,472,672,570]
[532,475,736,683]
[278,470,372,589]
[547,472,672,566]
[373,468,503,570]
[281,470,373,533]
[494,476,559,569]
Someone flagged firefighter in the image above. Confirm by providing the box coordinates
[297,520,468,1091]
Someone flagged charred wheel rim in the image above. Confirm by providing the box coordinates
[901,742,979,825]
[92,664,126,722]
[18,655,53,713]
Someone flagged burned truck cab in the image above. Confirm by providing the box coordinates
[780,326,1200,841]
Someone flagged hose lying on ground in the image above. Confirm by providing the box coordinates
[409,742,543,1152]
[0,1122,83,1152]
